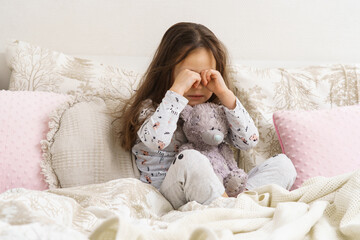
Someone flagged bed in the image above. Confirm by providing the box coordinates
[1,1,360,239]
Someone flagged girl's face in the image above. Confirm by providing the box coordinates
[173,48,216,106]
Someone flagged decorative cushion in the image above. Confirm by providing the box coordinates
[41,95,139,188]
[229,64,360,172]
[273,104,360,189]
[5,40,142,111]
[0,90,70,193]
[5,40,141,188]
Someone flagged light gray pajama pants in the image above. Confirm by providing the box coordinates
[160,149,297,209]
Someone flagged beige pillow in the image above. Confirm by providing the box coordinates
[41,95,140,188]
[5,40,142,111]
[229,64,360,172]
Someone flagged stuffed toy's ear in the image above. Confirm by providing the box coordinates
[180,104,193,121]
[218,105,225,112]
[212,104,225,116]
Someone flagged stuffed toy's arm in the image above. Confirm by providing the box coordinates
[137,90,188,151]
[219,143,239,171]
[223,97,259,150]
[178,143,195,152]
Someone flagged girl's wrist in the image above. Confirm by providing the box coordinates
[218,89,236,110]
[169,86,184,96]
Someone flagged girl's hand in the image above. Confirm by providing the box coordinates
[201,69,236,109]
[200,69,228,96]
[170,69,201,96]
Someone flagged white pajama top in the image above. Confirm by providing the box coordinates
[132,90,259,189]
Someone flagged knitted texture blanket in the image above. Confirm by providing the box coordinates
[1,170,359,240]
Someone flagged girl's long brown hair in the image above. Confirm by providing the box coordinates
[115,22,231,151]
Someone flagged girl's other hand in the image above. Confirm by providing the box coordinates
[201,69,236,109]
[170,69,201,96]
[200,69,228,96]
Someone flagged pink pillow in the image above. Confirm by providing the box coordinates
[0,90,70,193]
[273,104,360,189]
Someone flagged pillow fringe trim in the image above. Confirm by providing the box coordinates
[40,94,105,189]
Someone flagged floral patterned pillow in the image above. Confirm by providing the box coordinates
[5,40,143,111]
[229,64,360,172]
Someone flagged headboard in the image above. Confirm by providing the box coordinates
[1,0,360,90]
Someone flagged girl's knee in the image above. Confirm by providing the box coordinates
[271,154,293,166]
[270,154,297,188]
[173,149,212,169]
[163,149,224,208]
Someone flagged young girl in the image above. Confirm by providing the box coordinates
[118,22,297,209]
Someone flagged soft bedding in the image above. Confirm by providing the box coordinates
[1,170,360,240]
[3,40,360,240]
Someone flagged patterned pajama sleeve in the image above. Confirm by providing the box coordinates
[137,90,189,151]
[224,97,259,150]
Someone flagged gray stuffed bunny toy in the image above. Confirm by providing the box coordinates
[179,102,248,197]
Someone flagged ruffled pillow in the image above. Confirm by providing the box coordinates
[41,95,139,188]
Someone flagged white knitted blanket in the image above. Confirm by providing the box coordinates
[1,170,359,240]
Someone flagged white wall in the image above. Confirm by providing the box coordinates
[1,0,360,64]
